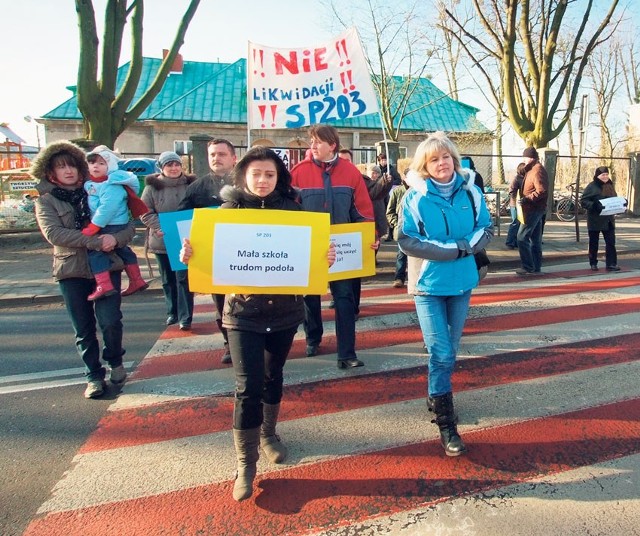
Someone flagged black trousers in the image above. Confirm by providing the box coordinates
[228,326,298,430]
[588,227,617,267]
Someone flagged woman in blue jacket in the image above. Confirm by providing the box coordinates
[398,132,493,456]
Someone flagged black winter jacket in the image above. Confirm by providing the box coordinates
[177,172,230,210]
[220,186,305,333]
[580,179,617,232]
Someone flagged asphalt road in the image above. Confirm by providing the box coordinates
[0,292,166,536]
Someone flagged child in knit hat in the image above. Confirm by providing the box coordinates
[83,145,149,300]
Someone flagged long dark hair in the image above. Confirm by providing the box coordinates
[232,146,293,196]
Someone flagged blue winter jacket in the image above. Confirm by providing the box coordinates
[398,170,493,296]
[84,170,140,228]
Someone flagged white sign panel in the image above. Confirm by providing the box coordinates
[212,223,311,287]
[599,196,627,216]
[328,231,363,274]
[247,27,379,130]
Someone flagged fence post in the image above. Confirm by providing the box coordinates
[627,152,640,216]
[190,134,213,178]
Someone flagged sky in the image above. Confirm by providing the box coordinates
[3,0,636,158]
[2,0,336,146]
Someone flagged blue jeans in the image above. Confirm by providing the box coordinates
[58,275,124,382]
[228,326,298,430]
[505,207,519,247]
[155,253,193,325]
[394,247,407,282]
[414,291,471,397]
[304,278,358,360]
[87,224,138,274]
[517,209,545,272]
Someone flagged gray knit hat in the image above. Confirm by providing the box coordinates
[158,151,182,168]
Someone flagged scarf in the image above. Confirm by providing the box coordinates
[430,175,457,201]
[601,181,616,198]
[50,187,91,230]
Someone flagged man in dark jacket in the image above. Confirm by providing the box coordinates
[179,138,237,364]
[516,147,548,275]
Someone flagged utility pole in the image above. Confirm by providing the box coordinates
[574,94,589,242]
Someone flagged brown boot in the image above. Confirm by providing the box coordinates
[87,271,117,301]
[232,427,260,501]
[121,263,149,296]
[260,403,287,464]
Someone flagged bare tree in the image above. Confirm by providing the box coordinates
[327,0,434,142]
[75,0,201,148]
[443,0,621,149]
[587,41,626,160]
[618,32,640,104]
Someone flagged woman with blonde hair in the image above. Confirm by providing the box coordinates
[398,132,493,456]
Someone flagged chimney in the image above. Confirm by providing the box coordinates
[162,49,184,74]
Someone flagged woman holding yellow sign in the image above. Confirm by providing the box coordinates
[181,147,335,502]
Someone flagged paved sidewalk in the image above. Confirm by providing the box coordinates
[1,217,639,306]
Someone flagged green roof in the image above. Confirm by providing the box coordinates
[43,57,487,133]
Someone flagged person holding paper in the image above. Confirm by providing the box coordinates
[291,124,378,369]
[580,166,620,272]
[181,146,336,502]
[140,151,197,330]
[178,138,236,363]
[398,132,493,457]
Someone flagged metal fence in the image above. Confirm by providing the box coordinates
[1,148,633,232]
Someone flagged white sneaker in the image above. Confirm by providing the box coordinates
[84,380,106,399]
[109,365,127,385]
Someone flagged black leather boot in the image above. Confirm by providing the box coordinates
[430,392,466,456]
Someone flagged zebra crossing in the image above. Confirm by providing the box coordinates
[23,261,640,535]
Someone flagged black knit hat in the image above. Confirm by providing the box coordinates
[522,147,538,159]
[594,166,609,180]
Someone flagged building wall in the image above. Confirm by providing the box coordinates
[42,119,493,175]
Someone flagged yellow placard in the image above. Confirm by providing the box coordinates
[188,208,330,295]
[328,222,376,281]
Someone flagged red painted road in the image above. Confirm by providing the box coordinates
[26,399,640,536]
[23,269,640,535]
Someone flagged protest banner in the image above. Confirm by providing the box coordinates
[188,208,330,294]
[328,222,376,281]
[247,27,378,130]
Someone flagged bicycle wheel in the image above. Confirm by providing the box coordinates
[556,197,576,222]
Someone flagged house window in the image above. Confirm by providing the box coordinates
[358,146,377,165]
[173,140,193,155]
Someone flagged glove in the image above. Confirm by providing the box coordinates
[517,196,527,206]
[456,239,472,258]
[593,200,603,215]
[82,223,102,236]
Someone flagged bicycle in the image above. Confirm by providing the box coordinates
[554,183,585,222]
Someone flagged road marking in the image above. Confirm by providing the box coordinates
[0,362,135,394]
